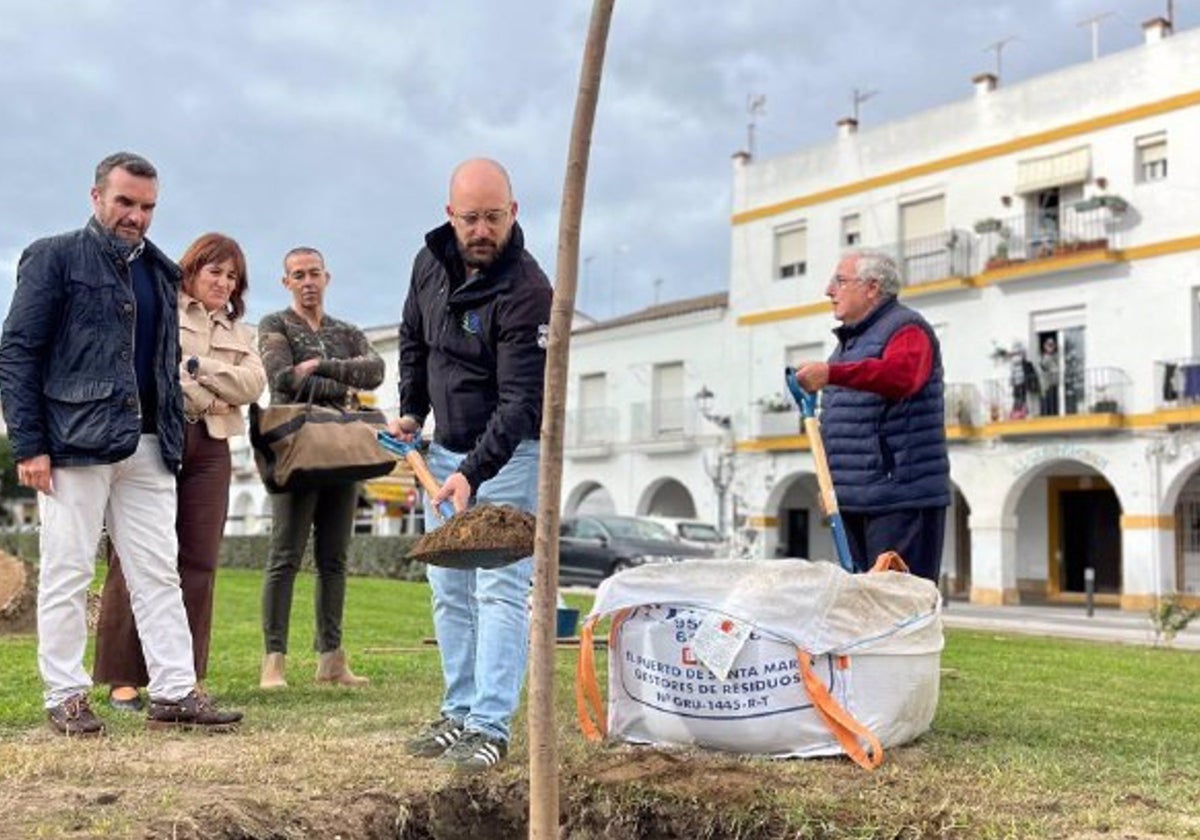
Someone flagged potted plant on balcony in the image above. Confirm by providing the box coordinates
[1090,385,1119,414]
[985,240,1011,271]
[1075,195,1128,214]
[754,392,799,437]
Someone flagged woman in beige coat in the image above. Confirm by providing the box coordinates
[94,233,266,709]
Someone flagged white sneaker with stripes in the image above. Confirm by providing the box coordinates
[438,730,508,772]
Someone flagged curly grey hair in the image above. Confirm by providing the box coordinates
[844,249,901,297]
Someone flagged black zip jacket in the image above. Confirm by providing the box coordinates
[399,221,551,490]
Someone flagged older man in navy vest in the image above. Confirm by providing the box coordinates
[792,250,950,582]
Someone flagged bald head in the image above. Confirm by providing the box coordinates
[446,158,518,271]
[449,158,513,205]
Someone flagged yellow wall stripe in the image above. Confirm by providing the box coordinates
[737,233,1200,327]
[746,516,778,528]
[1120,234,1200,261]
[737,405,1200,450]
[737,301,831,326]
[732,89,1200,226]
[1120,515,1176,530]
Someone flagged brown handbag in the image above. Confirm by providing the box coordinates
[248,396,395,494]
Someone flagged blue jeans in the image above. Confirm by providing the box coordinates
[423,439,538,742]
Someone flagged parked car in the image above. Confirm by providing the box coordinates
[558,515,714,587]
[645,517,728,553]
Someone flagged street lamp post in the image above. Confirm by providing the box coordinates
[695,385,735,536]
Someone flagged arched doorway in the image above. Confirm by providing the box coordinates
[1048,475,1122,596]
[565,481,617,516]
[639,478,696,518]
[1173,470,1200,596]
[952,486,971,596]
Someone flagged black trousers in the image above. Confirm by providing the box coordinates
[261,482,358,654]
[841,507,946,583]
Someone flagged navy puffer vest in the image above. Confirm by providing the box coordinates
[821,297,949,513]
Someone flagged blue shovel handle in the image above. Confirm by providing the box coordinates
[376,430,456,521]
[782,368,855,573]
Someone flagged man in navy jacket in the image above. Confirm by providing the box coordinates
[0,152,240,735]
[792,250,950,582]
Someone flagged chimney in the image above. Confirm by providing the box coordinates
[836,117,858,139]
[972,72,998,95]
[1142,17,1172,44]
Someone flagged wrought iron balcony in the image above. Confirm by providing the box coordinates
[1155,358,1200,410]
[983,366,1130,431]
[975,206,1121,274]
[874,228,974,289]
[944,382,983,430]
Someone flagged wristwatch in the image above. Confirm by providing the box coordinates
[186,356,200,377]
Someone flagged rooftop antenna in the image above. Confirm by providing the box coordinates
[1077,12,1114,60]
[983,36,1017,79]
[852,87,878,122]
[1167,0,1175,28]
[746,94,766,158]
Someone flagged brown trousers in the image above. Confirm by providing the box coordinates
[93,423,231,685]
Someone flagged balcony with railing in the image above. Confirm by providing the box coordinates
[1153,359,1200,425]
[983,366,1130,435]
[630,398,700,452]
[750,404,802,439]
[944,382,983,439]
[873,229,974,293]
[564,406,620,458]
[974,205,1123,284]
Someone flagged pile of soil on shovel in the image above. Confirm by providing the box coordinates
[408,504,536,568]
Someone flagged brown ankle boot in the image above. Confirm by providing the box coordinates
[259,652,287,689]
[315,648,369,686]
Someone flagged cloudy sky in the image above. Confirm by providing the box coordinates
[0,1,1192,328]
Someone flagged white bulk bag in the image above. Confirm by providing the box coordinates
[576,555,943,768]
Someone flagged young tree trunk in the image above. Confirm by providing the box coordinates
[0,550,37,634]
[529,2,616,838]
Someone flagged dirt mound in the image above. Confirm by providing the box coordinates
[409,504,535,569]
[136,749,793,840]
[0,551,36,634]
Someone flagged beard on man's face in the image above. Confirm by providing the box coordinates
[458,229,511,270]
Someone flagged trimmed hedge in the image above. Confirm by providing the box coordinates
[219,534,427,581]
[0,531,427,582]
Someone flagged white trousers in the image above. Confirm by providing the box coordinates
[37,435,195,707]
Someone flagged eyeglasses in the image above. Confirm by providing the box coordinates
[828,274,862,289]
[452,208,510,228]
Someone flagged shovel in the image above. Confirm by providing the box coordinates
[375,430,456,522]
[784,368,855,573]
[376,430,532,570]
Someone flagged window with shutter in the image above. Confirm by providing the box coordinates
[775,226,807,280]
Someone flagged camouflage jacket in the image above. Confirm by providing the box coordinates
[257,308,384,407]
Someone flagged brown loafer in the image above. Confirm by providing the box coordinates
[146,689,242,733]
[48,693,105,737]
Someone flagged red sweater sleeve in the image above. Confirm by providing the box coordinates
[827,325,933,400]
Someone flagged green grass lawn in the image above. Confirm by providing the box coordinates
[1,566,1198,839]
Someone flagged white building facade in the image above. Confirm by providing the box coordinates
[560,19,1200,611]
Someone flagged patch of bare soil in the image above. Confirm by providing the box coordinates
[409,504,535,569]
[1,732,1191,840]
[0,551,35,634]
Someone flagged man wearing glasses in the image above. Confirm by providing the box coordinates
[791,250,949,583]
[390,158,551,772]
